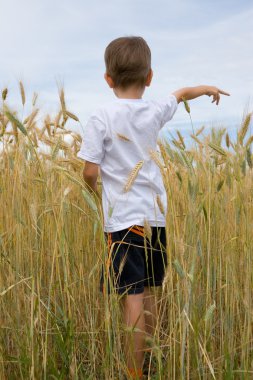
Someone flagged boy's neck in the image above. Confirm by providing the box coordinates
[113,85,145,99]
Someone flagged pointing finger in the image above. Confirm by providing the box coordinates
[218,89,230,96]
[216,93,220,105]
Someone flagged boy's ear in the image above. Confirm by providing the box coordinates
[145,69,153,87]
[104,73,114,88]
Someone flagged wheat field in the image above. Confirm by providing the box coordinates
[0,85,252,379]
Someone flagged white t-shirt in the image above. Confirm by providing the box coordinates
[77,94,178,232]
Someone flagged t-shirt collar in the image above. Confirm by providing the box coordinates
[115,98,144,102]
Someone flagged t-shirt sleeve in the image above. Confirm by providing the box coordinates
[157,94,178,128]
[77,115,106,164]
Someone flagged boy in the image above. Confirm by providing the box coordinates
[77,36,229,379]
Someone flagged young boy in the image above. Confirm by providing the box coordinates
[77,36,229,379]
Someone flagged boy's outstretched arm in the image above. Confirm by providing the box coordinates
[173,85,230,105]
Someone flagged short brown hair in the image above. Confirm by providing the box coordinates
[104,36,151,89]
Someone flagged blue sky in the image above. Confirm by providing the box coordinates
[0,0,252,134]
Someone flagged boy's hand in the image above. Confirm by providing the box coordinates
[205,86,230,105]
[173,85,230,104]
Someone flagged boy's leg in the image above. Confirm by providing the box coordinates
[143,226,166,340]
[122,292,146,378]
[143,286,158,338]
[142,287,163,377]
[101,225,153,378]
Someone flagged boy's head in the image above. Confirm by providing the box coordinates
[104,36,152,90]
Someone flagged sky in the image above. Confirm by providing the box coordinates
[0,0,252,136]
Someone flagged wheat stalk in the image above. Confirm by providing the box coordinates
[38,125,47,139]
[24,109,39,130]
[118,250,128,275]
[156,194,165,215]
[31,131,38,147]
[71,132,82,143]
[32,92,38,106]
[149,149,164,171]
[19,81,26,106]
[225,133,230,148]
[41,136,71,152]
[59,88,66,113]
[208,142,227,156]
[190,134,203,146]
[245,135,253,148]
[44,115,52,136]
[59,88,68,126]
[182,97,190,113]
[2,88,8,101]
[158,142,170,167]
[143,219,152,241]
[66,110,79,122]
[176,131,186,149]
[196,126,205,136]
[5,110,27,136]
[238,113,251,145]
[53,110,62,130]
[116,133,131,142]
[123,160,144,192]
[0,113,8,133]
[55,129,72,136]
[172,138,184,149]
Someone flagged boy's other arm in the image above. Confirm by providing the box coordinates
[82,161,99,193]
[173,85,230,105]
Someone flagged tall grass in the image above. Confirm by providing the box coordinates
[0,86,252,379]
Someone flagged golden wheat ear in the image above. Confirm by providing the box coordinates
[238,113,251,145]
[196,126,205,136]
[19,81,26,106]
[176,131,186,149]
[123,160,144,192]
[143,219,152,241]
[2,88,8,101]
[66,110,79,122]
[116,133,131,142]
[24,109,39,131]
[149,149,164,170]
[32,92,38,106]
[156,194,165,215]
[190,134,203,147]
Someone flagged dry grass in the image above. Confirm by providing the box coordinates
[0,86,253,379]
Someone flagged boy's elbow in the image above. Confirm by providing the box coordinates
[82,170,97,183]
[172,88,190,103]
[82,161,99,190]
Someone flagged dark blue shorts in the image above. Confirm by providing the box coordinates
[100,225,167,295]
